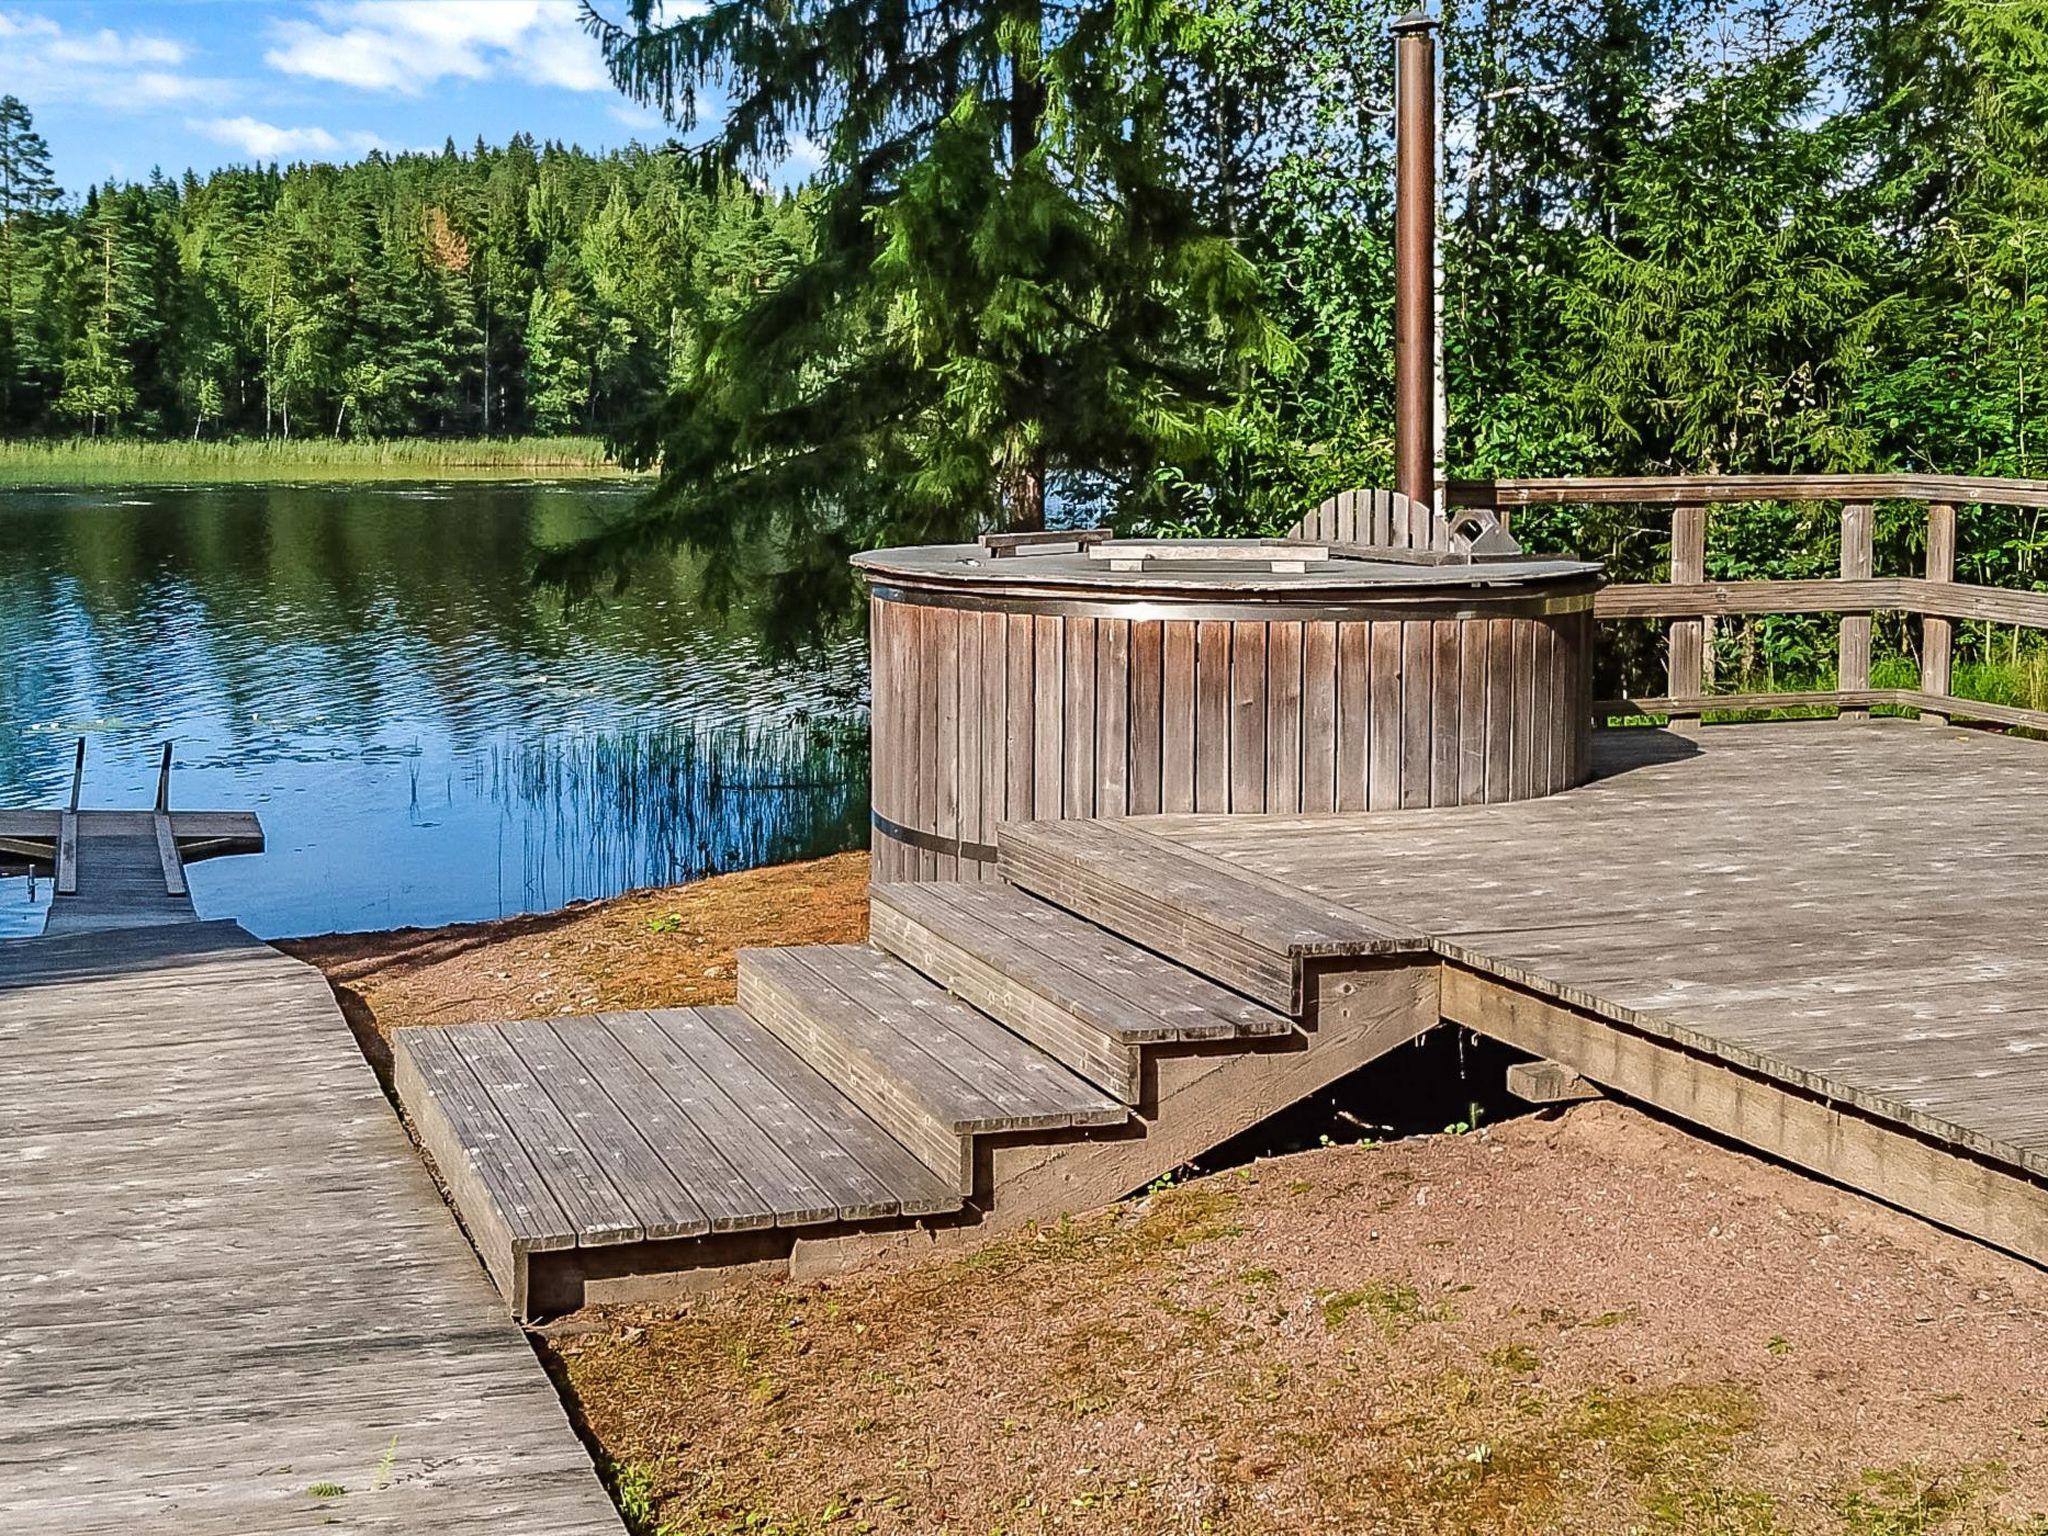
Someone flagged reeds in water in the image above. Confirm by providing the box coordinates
[486,717,870,905]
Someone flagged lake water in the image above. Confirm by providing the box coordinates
[0,481,869,939]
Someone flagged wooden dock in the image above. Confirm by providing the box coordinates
[0,763,621,1531]
[398,717,2048,1313]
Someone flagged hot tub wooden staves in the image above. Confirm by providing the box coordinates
[856,535,1605,881]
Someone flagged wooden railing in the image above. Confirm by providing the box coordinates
[1448,474,2048,733]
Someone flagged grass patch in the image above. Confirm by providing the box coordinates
[1488,1340,1543,1374]
[1574,1381,1763,1480]
[1320,1279,1428,1333]
[1833,1463,2035,1536]
[0,434,637,483]
[1603,651,2048,730]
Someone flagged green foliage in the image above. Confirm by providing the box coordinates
[11,4,2048,687]
[571,0,1295,619]
[0,433,622,483]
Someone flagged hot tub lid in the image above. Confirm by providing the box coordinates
[854,534,1603,597]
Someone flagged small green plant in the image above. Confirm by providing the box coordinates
[1489,1341,1542,1373]
[1320,1280,1425,1333]
[1766,1334,1792,1356]
[646,912,685,934]
[1836,1464,1985,1536]
[306,1482,345,1499]
[608,1460,667,1534]
[1443,1101,1486,1136]
[372,1434,399,1490]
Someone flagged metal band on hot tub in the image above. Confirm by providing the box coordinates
[870,809,997,865]
[865,580,1599,624]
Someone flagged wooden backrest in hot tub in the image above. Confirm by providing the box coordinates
[1292,489,1519,558]
[1294,488,1441,550]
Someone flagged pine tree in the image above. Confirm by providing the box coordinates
[525,281,593,432]
[1553,34,1887,473]
[0,95,61,427]
[574,0,1290,597]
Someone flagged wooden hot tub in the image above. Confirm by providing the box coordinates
[856,532,1605,881]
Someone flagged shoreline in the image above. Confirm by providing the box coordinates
[280,851,871,1082]
[0,433,649,485]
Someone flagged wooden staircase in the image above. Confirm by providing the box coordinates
[394,821,1441,1317]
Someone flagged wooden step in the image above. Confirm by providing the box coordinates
[996,819,1427,1013]
[869,880,1295,1103]
[736,944,1128,1193]
[392,1008,964,1310]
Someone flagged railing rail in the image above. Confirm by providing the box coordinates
[1449,474,2048,733]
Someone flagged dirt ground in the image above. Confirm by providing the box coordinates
[283,851,869,1076]
[289,856,2048,1536]
[543,1104,2048,1536]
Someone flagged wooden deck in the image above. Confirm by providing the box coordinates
[1128,719,2048,1257]
[0,919,620,1531]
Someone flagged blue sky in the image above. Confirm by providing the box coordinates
[0,1,771,194]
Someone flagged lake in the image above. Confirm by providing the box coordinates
[0,481,869,939]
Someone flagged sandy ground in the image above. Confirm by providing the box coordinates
[283,851,869,1077]
[290,856,2048,1536]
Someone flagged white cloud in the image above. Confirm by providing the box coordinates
[191,116,390,162]
[0,7,212,110]
[607,101,670,132]
[265,1,612,96]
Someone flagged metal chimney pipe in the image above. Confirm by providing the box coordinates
[1392,12,1438,510]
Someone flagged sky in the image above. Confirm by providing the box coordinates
[0,0,745,194]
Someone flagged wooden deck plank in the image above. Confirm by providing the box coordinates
[504,1020,715,1242]
[452,1025,645,1247]
[873,879,1293,1046]
[737,944,1125,1161]
[594,1010,829,1228]
[687,1006,964,1218]
[996,816,1427,1011]
[152,811,186,897]
[55,810,77,895]
[642,1008,888,1223]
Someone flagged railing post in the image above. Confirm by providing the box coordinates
[1923,501,1956,725]
[1838,501,1873,719]
[1667,502,1706,730]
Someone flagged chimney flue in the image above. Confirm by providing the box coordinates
[1392,12,1438,511]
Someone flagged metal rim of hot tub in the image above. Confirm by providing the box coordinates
[856,536,1608,882]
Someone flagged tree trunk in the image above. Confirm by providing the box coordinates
[1004,458,1046,533]
[481,277,491,433]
